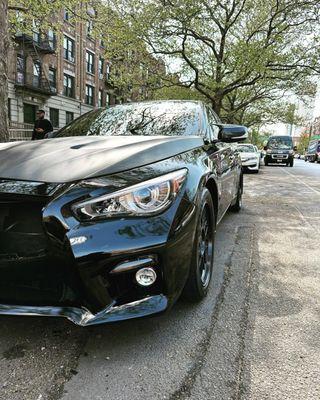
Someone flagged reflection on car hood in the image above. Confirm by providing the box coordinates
[0,135,203,183]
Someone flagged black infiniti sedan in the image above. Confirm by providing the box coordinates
[0,101,247,326]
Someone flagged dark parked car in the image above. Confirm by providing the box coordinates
[264,135,296,167]
[0,101,247,326]
[305,139,320,163]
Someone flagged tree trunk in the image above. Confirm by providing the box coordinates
[0,0,9,142]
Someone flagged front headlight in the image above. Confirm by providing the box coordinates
[72,169,188,220]
[266,149,272,154]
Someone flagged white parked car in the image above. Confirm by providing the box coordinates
[237,143,260,173]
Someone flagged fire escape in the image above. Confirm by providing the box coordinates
[14,31,57,97]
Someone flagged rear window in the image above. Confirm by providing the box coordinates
[55,102,202,138]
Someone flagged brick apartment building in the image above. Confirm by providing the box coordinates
[7,10,121,139]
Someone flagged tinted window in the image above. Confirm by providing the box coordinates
[55,102,202,138]
[267,136,293,150]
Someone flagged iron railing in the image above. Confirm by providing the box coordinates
[15,72,57,96]
[15,32,56,53]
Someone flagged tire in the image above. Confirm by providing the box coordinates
[182,188,215,302]
[265,160,268,166]
[230,176,243,212]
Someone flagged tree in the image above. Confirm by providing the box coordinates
[297,132,310,153]
[121,0,320,123]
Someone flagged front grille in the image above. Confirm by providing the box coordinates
[0,193,81,307]
[271,154,288,159]
[0,197,48,258]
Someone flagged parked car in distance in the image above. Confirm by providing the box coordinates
[264,135,296,167]
[0,100,247,326]
[305,138,320,163]
[236,143,260,173]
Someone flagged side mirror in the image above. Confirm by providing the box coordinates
[293,146,297,151]
[218,124,248,142]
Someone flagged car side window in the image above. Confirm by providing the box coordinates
[206,108,220,141]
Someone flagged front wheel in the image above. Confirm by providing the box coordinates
[182,188,215,302]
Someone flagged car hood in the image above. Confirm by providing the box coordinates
[0,135,203,183]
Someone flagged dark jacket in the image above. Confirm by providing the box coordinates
[32,119,53,140]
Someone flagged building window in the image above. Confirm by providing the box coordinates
[16,55,25,84]
[8,98,11,121]
[86,51,95,74]
[48,68,56,91]
[33,61,41,87]
[66,111,74,125]
[98,57,104,78]
[47,30,56,50]
[23,103,37,124]
[98,90,103,107]
[106,93,110,106]
[50,108,59,128]
[86,20,94,37]
[63,36,75,62]
[85,85,94,106]
[32,20,40,44]
[63,74,75,98]
[106,63,111,80]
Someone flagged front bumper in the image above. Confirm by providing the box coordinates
[265,153,293,163]
[0,178,197,325]
[241,159,259,170]
[0,294,168,326]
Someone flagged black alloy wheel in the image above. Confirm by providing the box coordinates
[183,188,215,302]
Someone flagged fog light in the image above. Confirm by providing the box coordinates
[135,268,157,287]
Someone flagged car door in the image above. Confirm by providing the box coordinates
[205,108,236,220]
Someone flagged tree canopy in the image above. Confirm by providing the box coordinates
[118,0,320,125]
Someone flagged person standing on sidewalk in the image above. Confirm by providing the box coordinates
[32,109,53,140]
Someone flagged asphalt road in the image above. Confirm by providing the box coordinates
[0,159,319,400]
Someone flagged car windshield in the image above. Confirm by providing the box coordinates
[267,137,292,150]
[55,102,202,138]
[237,145,255,153]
